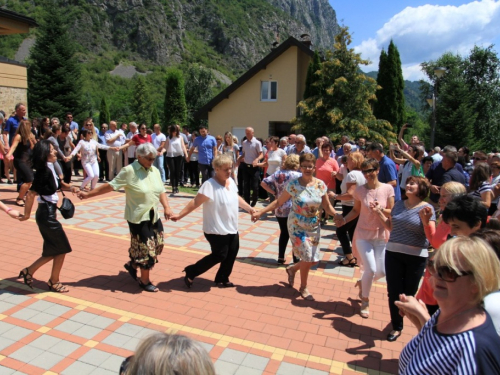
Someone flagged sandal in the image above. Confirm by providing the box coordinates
[299,286,314,300]
[18,268,33,289]
[48,280,69,293]
[138,279,159,292]
[338,257,358,267]
[124,262,137,281]
[286,265,296,288]
[182,269,193,288]
[15,198,25,207]
[360,298,369,319]
[277,258,285,265]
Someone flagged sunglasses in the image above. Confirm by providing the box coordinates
[362,168,376,174]
[140,127,147,130]
[426,259,473,282]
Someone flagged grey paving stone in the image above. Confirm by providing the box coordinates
[198,342,214,353]
[168,237,192,246]
[239,240,261,249]
[69,311,100,324]
[0,301,15,314]
[234,367,261,375]
[71,325,102,339]
[1,326,32,341]
[78,349,112,366]
[29,335,62,350]
[44,304,72,317]
[218,348,247,365]
[134,327,158,340]
[55,320,84,334]
[214,359,239,375]
[26,300,57,312]
[114,323,143,337]
[99,354,125,371]
[95,210,121,216]
[61,361,97,375]
[236,249,253,257]
[9,345,44,362]
[77,213,101,220]
[122,337,141,351]
[80,222,109,230]
[27,311,58,326]
[12,372,28,375]
[240,353,269,370]
[277,362,305,375]
[11,307,38,321]
[303,368,329,375]
[29,351,64,370]
[0,366,15,375]
[75,206,97,211]
[89,368,116,375]
[47,339,81,357]
[241,234,270,242]
[104,227,130,235]
[102,332,131,348]
[63,218,84,225]
[0,337,15,351]
[191,242,211,250]
[2,293,30,305]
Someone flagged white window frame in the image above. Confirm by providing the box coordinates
[260,81,278,102]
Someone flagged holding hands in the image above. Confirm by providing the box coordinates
[334,214,344,227]
[418,206,433,225]
[369,199,382,213]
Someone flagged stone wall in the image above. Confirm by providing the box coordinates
[0,86,27,116]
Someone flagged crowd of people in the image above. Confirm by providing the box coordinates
[1,103,500,372]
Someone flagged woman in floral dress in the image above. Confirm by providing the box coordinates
[253,153,338,300]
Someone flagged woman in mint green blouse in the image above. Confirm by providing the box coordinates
[77,143,173,292]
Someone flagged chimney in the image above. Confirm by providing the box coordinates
[300,33,312,49]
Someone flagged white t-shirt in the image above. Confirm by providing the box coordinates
[484,291,500,336]
[267,148,286,175]
[340,170,366,206]
[152,133,166,150]
[37,163,59,204]
[198,178,239,235]
[126,131,138,158]
[166,136,184,157]
[104,129,125,147]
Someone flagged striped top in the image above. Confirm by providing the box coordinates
[469,181,493,200]
[386,200,435,257]
[400,310,500,374]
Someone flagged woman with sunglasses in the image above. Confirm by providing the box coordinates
[335,158,395,318]
[253,153,338,300]
[396,236,500,374]
[77,143,172,293]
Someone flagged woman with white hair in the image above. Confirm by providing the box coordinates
[77,143,173,293]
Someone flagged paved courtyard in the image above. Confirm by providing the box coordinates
[0,181,415,374]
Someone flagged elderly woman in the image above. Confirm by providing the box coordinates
[172,154,254,288]
[254,154,338,300]
[374,176,435,341]
[260,154,301,264]
[77,143,172,292]
[316,140,339,224]
[332,151,366,267]
[335,158,395,318]
[18,140,79,292]
[396,236,500,373]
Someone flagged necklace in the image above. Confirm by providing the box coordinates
[434,306,481,327]
[404,200,423,210]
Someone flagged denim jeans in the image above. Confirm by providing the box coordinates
[154,155,166,182]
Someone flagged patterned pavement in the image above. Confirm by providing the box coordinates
[0,180,414,374]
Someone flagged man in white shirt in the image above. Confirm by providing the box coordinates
[237,127,263,207]
[152,124,167,183]
[105,120,126,180]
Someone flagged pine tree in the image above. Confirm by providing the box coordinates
[132,75,150,125]
[293,27,396,146]
[373,40,405,132]
[99,97,110,126]
[303,50,321,99]
[27,1,81,118]
[151,105,160,126]
[164,68,187,130]
[183,64,215,128]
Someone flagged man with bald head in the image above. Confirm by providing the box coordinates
[238,127,263,207]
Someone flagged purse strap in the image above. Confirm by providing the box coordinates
[39,188,66,209]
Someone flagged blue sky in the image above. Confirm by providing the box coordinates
[329,0,500,81]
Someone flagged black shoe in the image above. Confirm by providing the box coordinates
[387,330,402,342]
[250,201,257,207]
[215,281,235,288]
[124,262,137,281]
[183,269,193,288]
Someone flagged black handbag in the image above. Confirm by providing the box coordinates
[40,189,75,219]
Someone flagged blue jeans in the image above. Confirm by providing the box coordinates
[154,155,166,182]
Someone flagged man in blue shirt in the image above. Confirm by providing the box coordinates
[188,125,217,184]
[66,112,79,132]
[3,103,27,148]
[367,142,401,201]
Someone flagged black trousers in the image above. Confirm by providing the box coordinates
[385,250,427,331]
[189,160,199,186]
[277,216,299,263]
[166,156,183,189]
[237,164,245,197]
[185,232,239,283]
[59,159,72,184]
[241,163,260,204]
[198,163,214,184]
[336,205,358,256]
[182,157,189,184]
[98,149,109,180]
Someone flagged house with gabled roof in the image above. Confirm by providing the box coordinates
[196,36,314,142]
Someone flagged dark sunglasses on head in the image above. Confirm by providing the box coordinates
[426,259,473,282]
[362,168,376,174]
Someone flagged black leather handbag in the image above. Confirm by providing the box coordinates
[40,189,75,219]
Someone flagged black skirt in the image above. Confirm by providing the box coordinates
[127,210,164,270]
[36,202,72,257]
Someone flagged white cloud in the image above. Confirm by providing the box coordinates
[355,0,500,80]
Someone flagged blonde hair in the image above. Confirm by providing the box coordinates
[125,333,215,375]
[283,154,299,171]
[441,181,467,197]
[212,154,233,169]
[435,236,500,304]
[224,131,234,147]
[347,151,364,170]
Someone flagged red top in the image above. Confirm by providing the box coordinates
[131,134,152,146]
[315,157,339,190]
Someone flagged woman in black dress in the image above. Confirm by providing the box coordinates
[18,140,79,292]
[5,120,36,206]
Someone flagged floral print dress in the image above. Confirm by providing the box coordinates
[286,178,327,262]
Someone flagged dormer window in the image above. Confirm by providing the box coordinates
[261,81,277,101]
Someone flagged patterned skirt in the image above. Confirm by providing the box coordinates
[127,211,164,269]
[287,213,321,262]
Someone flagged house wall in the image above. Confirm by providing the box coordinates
[0,62,27,114]
[207,46,311,140]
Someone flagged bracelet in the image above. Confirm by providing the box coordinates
[4,208,12,213]
[342,217,346,224]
